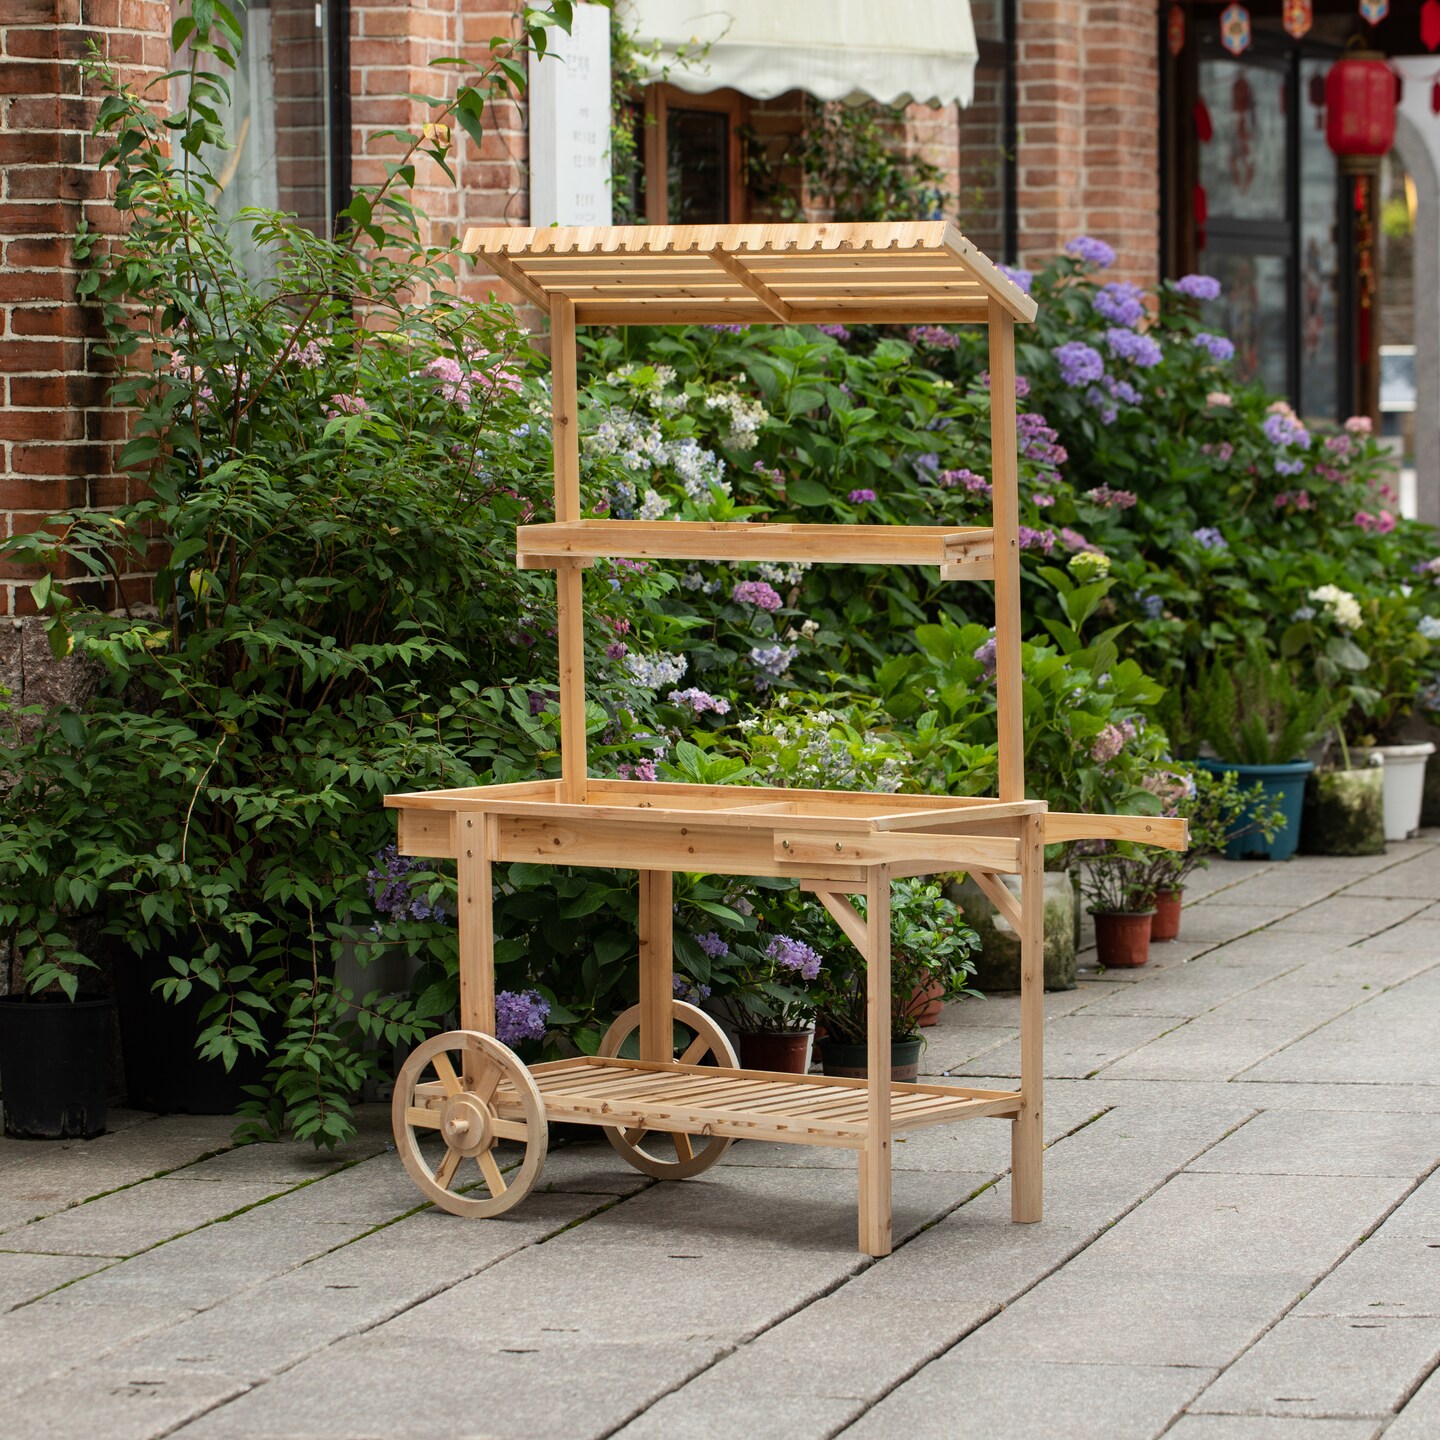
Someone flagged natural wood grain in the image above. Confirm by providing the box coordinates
[1042,812,1188,851]
[639,871,672,1065]
[861,865,894,1258]
[989,304,1024,803]
[776,830,1021,873]
[1012,813,1045,1223]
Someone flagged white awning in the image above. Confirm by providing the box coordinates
[620,0,978,109]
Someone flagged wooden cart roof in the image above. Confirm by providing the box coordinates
[461,221,1037,327]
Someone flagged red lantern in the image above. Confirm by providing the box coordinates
[1325,55,1398,169]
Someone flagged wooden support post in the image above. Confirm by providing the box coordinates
[457,812,496,1086]
[988,303,1024,804]
[550,296,588,803]
[638,871,673,1064]
[1011,811,1045,1223]
[859,865,893,1257]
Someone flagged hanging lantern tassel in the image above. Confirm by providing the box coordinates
[1354,175,1374,360]
[1221,4,1252,56]
[1424,0,1440,52]
[1168,3,1185,57]
[1284,0,1313,39]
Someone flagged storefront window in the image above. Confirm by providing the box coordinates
[181,0,341,277]
[1179,30,1347,422]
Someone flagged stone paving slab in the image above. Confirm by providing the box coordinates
[943,1012,1175,1079]
[1182,1108,1440,1177]
[1242,963,1440,1085]
[844,1358,1216,1440]
[1382,1363,1440,1440]
[0,1249,107,1311]
[1190,1313,1440,1420]
[1295,1236,1440,1319]
[1165,1418,1383,1439]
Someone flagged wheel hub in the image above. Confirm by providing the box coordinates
[439,1093,493,1156]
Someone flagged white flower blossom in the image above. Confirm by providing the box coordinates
[1308,584,1363,632]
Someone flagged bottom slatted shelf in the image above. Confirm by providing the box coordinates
[481,1056,1021,1149]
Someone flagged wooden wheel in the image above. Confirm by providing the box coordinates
[392,1030,547,1217]
[597,1000,738,1179]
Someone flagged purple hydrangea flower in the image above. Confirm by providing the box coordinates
[998,264,1033,294]
[815,322,850,341]
[695,931,730,959]
[749,643,798,685]
[1053,341,1105,387]
[848,488,877,504]
[1065,235,1116,269]
[673,974,713,1003]
[1105,328,1163,368]
[1085,485,1137,509]
[495,989,550,1047]
[1060,526,1100,554]
[1138,593,1164,619]
[973,634,998,675]
[666,687,732,715]
[1274,457,1306,477]
[1263,412,1311,450]
[906,324,960,349]
[1092,282,1146,328]
[1084,387,1118,425]
[732,579,784,612]
[1192,332,1235,364]
[367,845,446,923]
[1018,526,1058,554]
[1192,526,1228,551]
[1017,411,1067,466]
[1175,273,1222,301]
[766,935,822,981]
[938,467,992,495]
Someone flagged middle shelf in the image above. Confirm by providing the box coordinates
[516,519,995,579]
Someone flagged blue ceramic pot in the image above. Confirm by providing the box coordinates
[1194,758,1315,861]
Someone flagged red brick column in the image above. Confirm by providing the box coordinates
[1,0,169,702]
[1013,0,1159,286]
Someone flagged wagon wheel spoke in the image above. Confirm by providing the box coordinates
[434,1146,463,1191]
[679,1034,711,1066]
[477,1149,509,1198]
[431,1051,463,1097]
[404,1105,443,1130]
[671,1132,694,1163]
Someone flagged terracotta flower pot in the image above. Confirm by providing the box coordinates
[910,977,946,1027]
[1093,910,1156,969]
[1150,889,1184,942]
[737,1029,813,1075]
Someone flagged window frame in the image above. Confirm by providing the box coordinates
[641,83,749,226]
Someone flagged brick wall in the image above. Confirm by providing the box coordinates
[1013,0,1160,285]
[0,0,170,659]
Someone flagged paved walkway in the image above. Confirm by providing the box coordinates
[2,838,1439,1439]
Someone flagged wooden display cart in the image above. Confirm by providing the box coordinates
[385,223,1185,1257]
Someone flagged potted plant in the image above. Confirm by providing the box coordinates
[811,880,980,1082]
[712,931,819,1075]
[1139,767,1287,940]
[1342,594,1439,842]
[1080,849,1157,968]
[1184,647,1333,860]
[0,702,115,1139]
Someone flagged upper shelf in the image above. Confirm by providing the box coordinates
[516,520,995,580]
[461,222,1037,327]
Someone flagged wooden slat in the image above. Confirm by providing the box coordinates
[861,866,893,1257]
[639,871,672,1065]
[494,815,867,881]
[777,830,1022,874]
[476,248,554,315]
[456,813,495,1039]
[710,248,796,320]
[971,869,1023,930]
[517,520,993,569]
[1043,812,1188,851]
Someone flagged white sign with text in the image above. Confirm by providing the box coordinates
[528,3,612,228]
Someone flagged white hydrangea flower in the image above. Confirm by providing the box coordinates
[1308,584,1363,632]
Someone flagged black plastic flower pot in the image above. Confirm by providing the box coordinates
[114,952,269,1115]
[0,994,113,1140]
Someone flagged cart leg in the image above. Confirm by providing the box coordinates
[1011,812,1045,1223]
[859,864,893,1258]
[638,871,673,1064]
[457,812,497,1089]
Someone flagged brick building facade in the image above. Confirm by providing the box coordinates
[20,0,1427,688]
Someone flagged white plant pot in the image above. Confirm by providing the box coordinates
[1367,742,1436,842]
